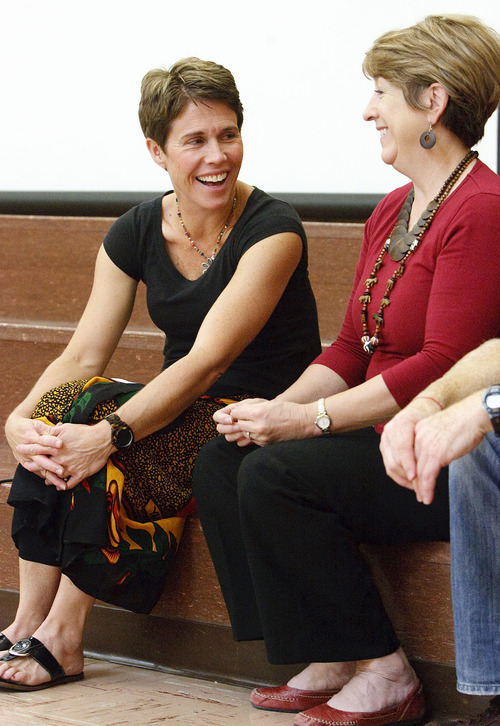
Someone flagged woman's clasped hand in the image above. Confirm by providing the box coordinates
[16,420,112,490]
[213,398,312,446]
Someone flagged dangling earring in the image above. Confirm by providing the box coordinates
[420,123,436,149]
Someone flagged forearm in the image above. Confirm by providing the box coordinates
[418,390,493,449]
[15,346,226,490]
[380,341,499,501]
[10,246,137,423]
[291,372,401,435]
[277,356,399,432]
[107,348,225,441]
[323,373,400,433]
[8,350,107,421]
[417,339,500,410]
[281,372,400,438]
[277,364,349,404]
[220,370,400,449]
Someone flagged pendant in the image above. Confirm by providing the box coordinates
[388,233,417,262]
[201,256,215,273]
[361,335,378,354]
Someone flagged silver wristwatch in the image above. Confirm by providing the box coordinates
[482,385,500,437]
[314,398,331,435]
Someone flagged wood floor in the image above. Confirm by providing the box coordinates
[0,658,293,725]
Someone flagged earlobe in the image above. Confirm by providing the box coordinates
[146,137,167,169]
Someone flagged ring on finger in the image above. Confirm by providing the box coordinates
[245,431,253,440]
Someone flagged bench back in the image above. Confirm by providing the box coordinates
[0,215,363,345]
[0,214,363,444]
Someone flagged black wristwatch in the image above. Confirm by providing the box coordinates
[104,413,135,449]
[482,385,500,437]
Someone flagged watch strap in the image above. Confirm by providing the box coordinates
[315,397,331,434]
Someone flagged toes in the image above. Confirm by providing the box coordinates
[0,660,31,684]
[0,665,17,682]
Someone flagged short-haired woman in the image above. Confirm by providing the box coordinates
[0,58,320,690]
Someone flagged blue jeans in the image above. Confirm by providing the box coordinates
[449,432,500,695]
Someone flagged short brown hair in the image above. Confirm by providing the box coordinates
[363,15,500,147]
[138,57,244,148]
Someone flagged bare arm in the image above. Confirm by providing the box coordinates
[6,246,137,466]
[412,391,491,502]
[380,338,500,502]
[18,231,303,488]
[114,231,303,435]
[418,338,500,408]
[217,365,400,446]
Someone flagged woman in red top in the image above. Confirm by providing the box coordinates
[193,15,500,726]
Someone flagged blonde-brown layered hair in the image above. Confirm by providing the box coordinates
[363,15,500,147]
[139,57,244,149]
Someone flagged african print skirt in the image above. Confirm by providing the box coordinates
[8,377,241,613]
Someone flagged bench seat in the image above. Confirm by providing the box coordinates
[0,213,466,717]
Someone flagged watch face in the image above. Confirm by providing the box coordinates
[114,426,134,448]
[317,415,330,430]
[486,392,500,410]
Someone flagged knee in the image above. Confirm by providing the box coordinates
[237,446,286,506]
[193,436,254,504]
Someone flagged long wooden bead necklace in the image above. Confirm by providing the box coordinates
[360,149,478,354]
[176,195,237,273]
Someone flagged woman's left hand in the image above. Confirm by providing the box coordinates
[216,398,310,447]
[17,421,113,490]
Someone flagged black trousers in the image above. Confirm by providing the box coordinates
[193,428,449,665]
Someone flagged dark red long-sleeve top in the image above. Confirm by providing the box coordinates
[314,159,500,430]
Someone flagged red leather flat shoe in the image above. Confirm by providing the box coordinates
[293,681,425,726]
[251,684,340,712]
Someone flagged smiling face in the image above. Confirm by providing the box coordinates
[363,78,428,173]
[150,99,243,214]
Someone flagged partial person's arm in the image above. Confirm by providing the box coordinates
[214,220,399,445]
[215,366,400,446]
[218,191,500,447]
[380,338,500,503]
[5,245,138,472]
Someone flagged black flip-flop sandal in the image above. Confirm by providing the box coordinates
[0,634,14,651]
[0,637,84,691]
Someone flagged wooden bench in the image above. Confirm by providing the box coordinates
[0,213,468,717]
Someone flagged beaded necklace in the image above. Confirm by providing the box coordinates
[176,195,237,273]
[360,150,478,354]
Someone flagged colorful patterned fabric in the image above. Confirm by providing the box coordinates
[9,377,241,613]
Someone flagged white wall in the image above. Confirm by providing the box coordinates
[1,0,498,194]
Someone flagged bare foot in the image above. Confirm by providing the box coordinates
[0,626,84,687]
[325,648,419,713]
[287,662,356,691]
